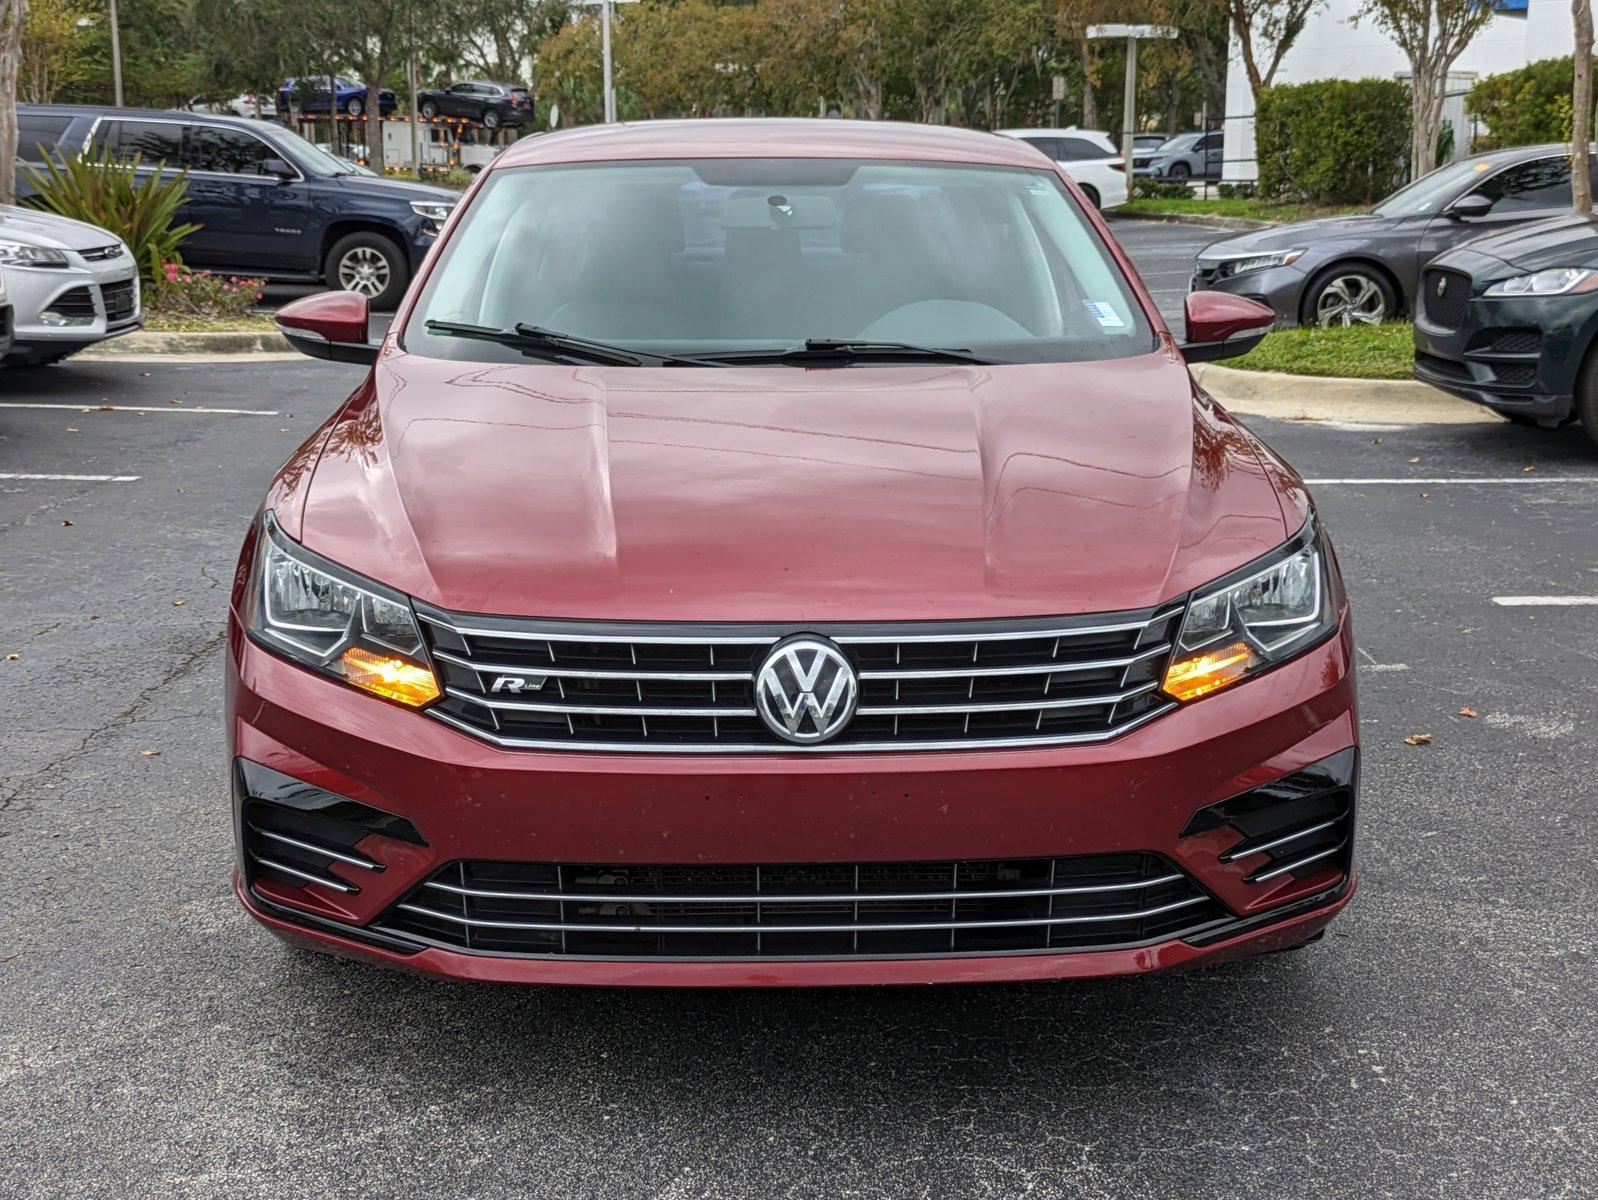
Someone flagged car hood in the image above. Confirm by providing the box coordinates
[326,174,459,204]
[1198,214,1398,259]
[1450,213,1598,270]
[0,204,123,251]
[282,351,1300,622]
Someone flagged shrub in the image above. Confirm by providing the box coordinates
[1135,177,1191,200]
[1467,57,1580,149]
[21,150,200,285]
[149,263,265,320]
[1218,181,1257,199]
[1256,79,1410,204]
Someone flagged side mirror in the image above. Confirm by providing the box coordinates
[276,291,380,365]
[1178,291,1276,363]
[261,157,296,181]
[1448,193,1493,221]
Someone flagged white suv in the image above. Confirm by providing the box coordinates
[996,128,1128,209]
[0,206,141,367]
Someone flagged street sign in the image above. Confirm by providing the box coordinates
[1051,75,1066,102]
[1086,24,1177,39]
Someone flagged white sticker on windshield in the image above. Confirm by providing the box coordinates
[1084,300,1125,328]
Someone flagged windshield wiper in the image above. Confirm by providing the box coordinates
[693,338,994,366]
[424,320,719,367]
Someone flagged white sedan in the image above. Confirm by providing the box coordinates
[996,128,1128,209]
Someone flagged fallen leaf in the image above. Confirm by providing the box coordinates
[1403,733,1433,746]
[167,397,183,405]
[1419,491,1429,499]
[61,519,73,527]
[1458,706,1478,718]
[138,371,151,378]
[1522,465,1536,473]
[1371,436,1382,444]
[65,426,78,433]
[4,652,19,662]
[1407,456,1421,464]
[172,598,187,607]
[138,748,160,757]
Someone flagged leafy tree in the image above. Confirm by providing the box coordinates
[1467,56,1579,149]
[1,0,24,205]
[20,0,92,102]
[1226,0,1323,100]
[1360,0,1502,180]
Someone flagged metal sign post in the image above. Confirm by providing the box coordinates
[1086,24,1177,171]
[578,0,638,123]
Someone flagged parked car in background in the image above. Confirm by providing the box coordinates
[1132,133,1168,155]
[416,81,534,129]
[1193,143,1592,326]
[276,77,397,118]
[996,127,1127,208]
[16,105,458,310]
[0,268,13,360]
[1135,131,1222,181]
[0,205,140,366]
[188,93,272,119]
[1414,213,1598,444]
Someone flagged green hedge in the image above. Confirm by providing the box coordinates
[1467,57,1578,149]
[1256,79,1410,204]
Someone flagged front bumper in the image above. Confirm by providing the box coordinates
[1412,280,1591,426]
[2,257,141,351]
[1190,261,1309,326]
[227,605,1360,986]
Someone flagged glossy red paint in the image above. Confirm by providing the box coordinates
[232,120,1357,985]
[1183,291,1277,346]
[276,289,370,345]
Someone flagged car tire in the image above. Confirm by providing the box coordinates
[420,99,439,119]
[1302,264,1397,328]
[1079,183,1101,209]
[344,96,364,117]
[1169,161,1191,181]
[483,108,501,130]
[325,231,409,311]
[1575,344,1598,447]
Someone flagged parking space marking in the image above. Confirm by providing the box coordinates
[0,472,140,483]
[0,402,280,416]
[1306,476,1598,485]
[1491,596,1598,607]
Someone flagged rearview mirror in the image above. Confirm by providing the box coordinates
[1448,193,1494,221]
[275,291,380,365]
[1178,291,1276,363]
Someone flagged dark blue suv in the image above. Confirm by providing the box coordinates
[17,105,459,309]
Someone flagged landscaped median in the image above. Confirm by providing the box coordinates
[1115,197,1360,229]
[81,315,292,359]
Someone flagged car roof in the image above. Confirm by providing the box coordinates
[19,102,280,134]
[497,119,1050,170]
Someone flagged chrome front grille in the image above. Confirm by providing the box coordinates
[417,602,1183,753]
[80,244,125,262]
[377,853,1230,958]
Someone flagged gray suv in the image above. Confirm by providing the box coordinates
[1135,132,1222,181]
[1193,144,1590,326]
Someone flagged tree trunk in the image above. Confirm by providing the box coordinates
[0,0,26,207]
[1078,40,1096,128]
[1576,0,1594,213]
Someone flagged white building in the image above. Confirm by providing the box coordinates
[1222,0,1577,181]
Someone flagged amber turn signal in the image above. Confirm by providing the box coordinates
[1162,641,1257,702]
[338,646,442,707]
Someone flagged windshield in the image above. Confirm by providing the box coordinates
[403,158,1155,365]
[1370,157,1503,216]
[271,128,357,176]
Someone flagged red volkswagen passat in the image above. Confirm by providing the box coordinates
[232,120,1357,987]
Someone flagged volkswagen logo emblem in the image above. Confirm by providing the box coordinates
[754,635,858,744]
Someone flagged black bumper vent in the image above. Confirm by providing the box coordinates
[378,852,1231,959]
[1182,749,1356,885]
[1421,269,1472,330]
[43,286,96,321]
[101,278,137,324]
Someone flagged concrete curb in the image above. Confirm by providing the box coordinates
[1110,210,1275,232]
[79,329,292,360]
[1192,362,1499,425]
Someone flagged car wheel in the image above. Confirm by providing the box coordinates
[420,99,439,119]
[326,231,409,311]
[1079,183,1101,209]
[344,96,364,117]
[1575,344,1598,447]
[1168,161,1191,181]
[483,108,501,130]
[1304,265,1396,327]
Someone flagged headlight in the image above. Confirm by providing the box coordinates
[246,512,441,708]
[1163,518,1335,703]
[1209,249,1304,279]
[1483,267,1598,297]
[0,241,69,267]
[409,200,455,223]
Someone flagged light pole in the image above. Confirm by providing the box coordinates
[1085,24,1176,172]
[109,0,123,106]
[579,0,636,123]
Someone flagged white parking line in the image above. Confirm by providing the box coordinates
[1306,476,1598,485]
[1491,596,1598,607]
[0,472,140,482]
[0,402,280,416]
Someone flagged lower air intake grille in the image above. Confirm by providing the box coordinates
[1182,748,1356,885]
[101,278,137,323]
[378,853,1230,959]
[43,286,96,320]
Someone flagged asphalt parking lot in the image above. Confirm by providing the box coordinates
[1,238,1594,1196]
